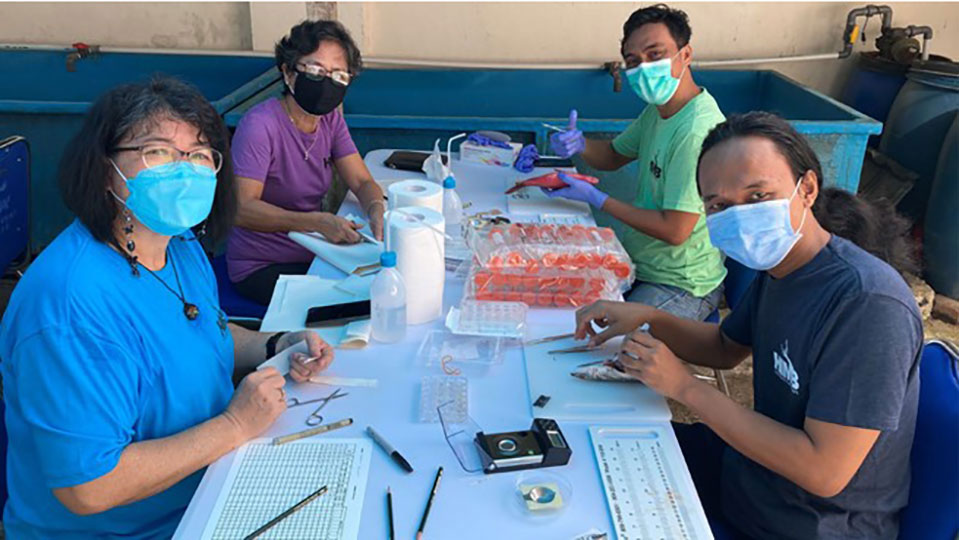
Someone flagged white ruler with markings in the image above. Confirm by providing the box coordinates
[590,425,714,540]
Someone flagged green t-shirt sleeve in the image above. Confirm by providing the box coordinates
[611,115,645,158]
[661,133,707,214]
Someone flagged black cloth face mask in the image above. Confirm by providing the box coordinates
[290,73,347,116]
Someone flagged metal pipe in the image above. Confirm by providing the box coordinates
[1,42,844,71]
[365,53,844,70]
[0,42,272,58]
[364,57,602,70]
[693,53,840,67]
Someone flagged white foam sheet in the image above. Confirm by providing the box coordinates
[523,325,672,423]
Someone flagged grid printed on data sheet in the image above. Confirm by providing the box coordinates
[201,438,371,540]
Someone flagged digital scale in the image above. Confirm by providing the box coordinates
[589,425,714,540]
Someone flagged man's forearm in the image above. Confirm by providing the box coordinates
[647,310,747,369]
[678,380,830,495]
[601,199,695,245]
[580,139,632,171]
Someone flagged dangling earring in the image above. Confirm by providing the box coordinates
[122,208,140,276]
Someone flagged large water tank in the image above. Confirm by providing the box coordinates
[880,60,959,220]
[923,112,959,298]
[841,52,908,143]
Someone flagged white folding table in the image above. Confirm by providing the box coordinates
[174,149,705,540]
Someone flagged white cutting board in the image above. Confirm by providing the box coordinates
[523,324,672,423]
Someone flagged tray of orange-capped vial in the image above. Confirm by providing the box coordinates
[465,267,623,308]
[463,223,634,308]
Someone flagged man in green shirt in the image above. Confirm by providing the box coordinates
[546,4,726,321]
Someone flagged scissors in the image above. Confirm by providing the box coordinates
[286,388,349,426]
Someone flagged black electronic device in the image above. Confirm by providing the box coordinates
[383,151,448,172]
[305,300,371,328]
[475,418,571,474]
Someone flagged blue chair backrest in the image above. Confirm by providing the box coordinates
[210,254,267,319]
[724,258,758,311]
[0,136,30,273]
[899,340,959,539]
[0,394,7,514]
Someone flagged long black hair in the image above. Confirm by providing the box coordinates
[58,76,236,246]
[697,111,918,277]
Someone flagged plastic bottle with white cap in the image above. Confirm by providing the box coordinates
[371,250,407,343]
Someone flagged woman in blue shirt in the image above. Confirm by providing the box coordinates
[0,77,334,539]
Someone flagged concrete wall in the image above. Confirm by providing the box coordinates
[0,2,254,49]
[1,2,956,97]
[339,2,959,97]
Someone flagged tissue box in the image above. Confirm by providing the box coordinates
[460,140,523,168]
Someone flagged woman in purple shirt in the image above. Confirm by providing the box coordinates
[227,20,385,304]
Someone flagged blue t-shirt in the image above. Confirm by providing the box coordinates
[0,220,235,539]
[720,235,922,539]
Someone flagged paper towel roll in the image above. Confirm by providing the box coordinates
[387,207,446,325]
[388,180,443,214]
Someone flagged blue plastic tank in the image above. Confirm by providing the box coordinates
[0,47,278,247]
[880,61,959,220]
[923,112,959,298]
[840,52,908,146]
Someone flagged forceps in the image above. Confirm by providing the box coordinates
[286,388,349,426]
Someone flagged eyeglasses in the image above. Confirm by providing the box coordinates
[113,144,223,173]
[296,62,352,87]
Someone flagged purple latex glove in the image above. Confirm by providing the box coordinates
[548,109,586,158]
[542,172,609,209]
[467,132,512,149]
[513,143,539,173]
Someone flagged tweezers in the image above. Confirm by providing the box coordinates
[525,333,575,346]
[548,344,599,355]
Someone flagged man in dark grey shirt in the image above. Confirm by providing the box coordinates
[573,112,923,539]
[719,235,921,538]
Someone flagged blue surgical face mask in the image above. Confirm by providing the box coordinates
[705,178,809,271]
[624,49,687,106]
[110,160,217,237]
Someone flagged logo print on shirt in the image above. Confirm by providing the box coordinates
[773,340,800,394]
[649,150,663,179]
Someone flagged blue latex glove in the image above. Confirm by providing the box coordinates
[542,172,609,209]
[548,109,586,158]
[467,132,512,149]
[513,144,539,173]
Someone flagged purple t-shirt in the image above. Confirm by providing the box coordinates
[226,98,358,282]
